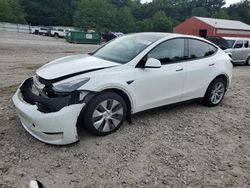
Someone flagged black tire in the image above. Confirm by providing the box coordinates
[203,78,227,107]
[246,57,250,66]
[54,33,59,38]
[82,91,127,136]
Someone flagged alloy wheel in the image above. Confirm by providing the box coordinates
[92,99,124,132]
[210,82,225,105]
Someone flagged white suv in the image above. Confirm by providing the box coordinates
[50,28,70,38]
[224,37,250,65]
[12,33,233,145]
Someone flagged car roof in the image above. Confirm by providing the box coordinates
[128,32,217,40]
[128,32,183,41]
[125,32,217,47]
[223,37,250,41]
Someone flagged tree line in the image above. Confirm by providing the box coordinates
[0,0,249,33]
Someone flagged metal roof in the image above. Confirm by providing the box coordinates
[195,17,250,31]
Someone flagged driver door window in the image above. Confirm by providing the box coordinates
[147,39,185,65]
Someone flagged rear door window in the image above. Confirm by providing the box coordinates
[187,39,217,60]
[244,40,249,48]
[234,40,243,48]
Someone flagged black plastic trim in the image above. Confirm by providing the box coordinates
[20,78,81,113]
[136,36,219,68]
[144,66,161,68]
[126,80,134,85]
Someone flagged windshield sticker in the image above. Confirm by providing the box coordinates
[136,39,152,45]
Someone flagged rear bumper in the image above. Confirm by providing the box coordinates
[12,89,85,145]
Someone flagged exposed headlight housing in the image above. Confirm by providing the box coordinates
[33,75,45,91]
[52,78,90,93]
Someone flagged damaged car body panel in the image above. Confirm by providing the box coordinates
[12,76,94,144]
[36,54,120,80]
[12,89,84,145]
[20,77,76,113]
[13,62,134,144]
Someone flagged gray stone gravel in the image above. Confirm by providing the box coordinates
[0,31,249,188]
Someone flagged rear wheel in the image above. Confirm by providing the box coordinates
[203,78,227,107]
[83,92,127,136]
[246,57,250,66]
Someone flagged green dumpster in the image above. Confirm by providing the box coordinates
[66,31,101,44]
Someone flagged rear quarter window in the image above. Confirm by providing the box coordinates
[226,40,236,48]
[234,40,243,48]
[188,39,217,60]
[244,40,249,48]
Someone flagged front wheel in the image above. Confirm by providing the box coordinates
[203,78,227,107]
[82,92,127,136]
[54,33,59,38]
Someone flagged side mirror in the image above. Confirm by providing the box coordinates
[144,58,161,68]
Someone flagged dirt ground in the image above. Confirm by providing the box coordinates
[0,32,249,188]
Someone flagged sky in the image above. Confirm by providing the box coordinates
[140,0,242,7]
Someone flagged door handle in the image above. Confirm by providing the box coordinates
[176,68,183,72]
[209,63,215,66]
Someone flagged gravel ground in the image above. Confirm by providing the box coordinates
[0,32,249,188]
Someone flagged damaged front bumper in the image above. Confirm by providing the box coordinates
[12,78,86,145]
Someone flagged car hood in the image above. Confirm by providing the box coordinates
[36,54,120,80]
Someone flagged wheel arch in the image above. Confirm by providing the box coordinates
[227,52,232,58]
[79,87,134,124]
[214,74,229,88]
[102,88,133,123]
[76,87,134,132]
[202,74,227,106]
[206,74,229,95]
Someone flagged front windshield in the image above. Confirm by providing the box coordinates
[226,40,236,48]
[92,34,158,64]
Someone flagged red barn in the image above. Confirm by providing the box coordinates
[174,16,250,38]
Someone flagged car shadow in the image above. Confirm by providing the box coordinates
[132,100,203,119]
[77,99,204,141]
[233,63,247,67]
